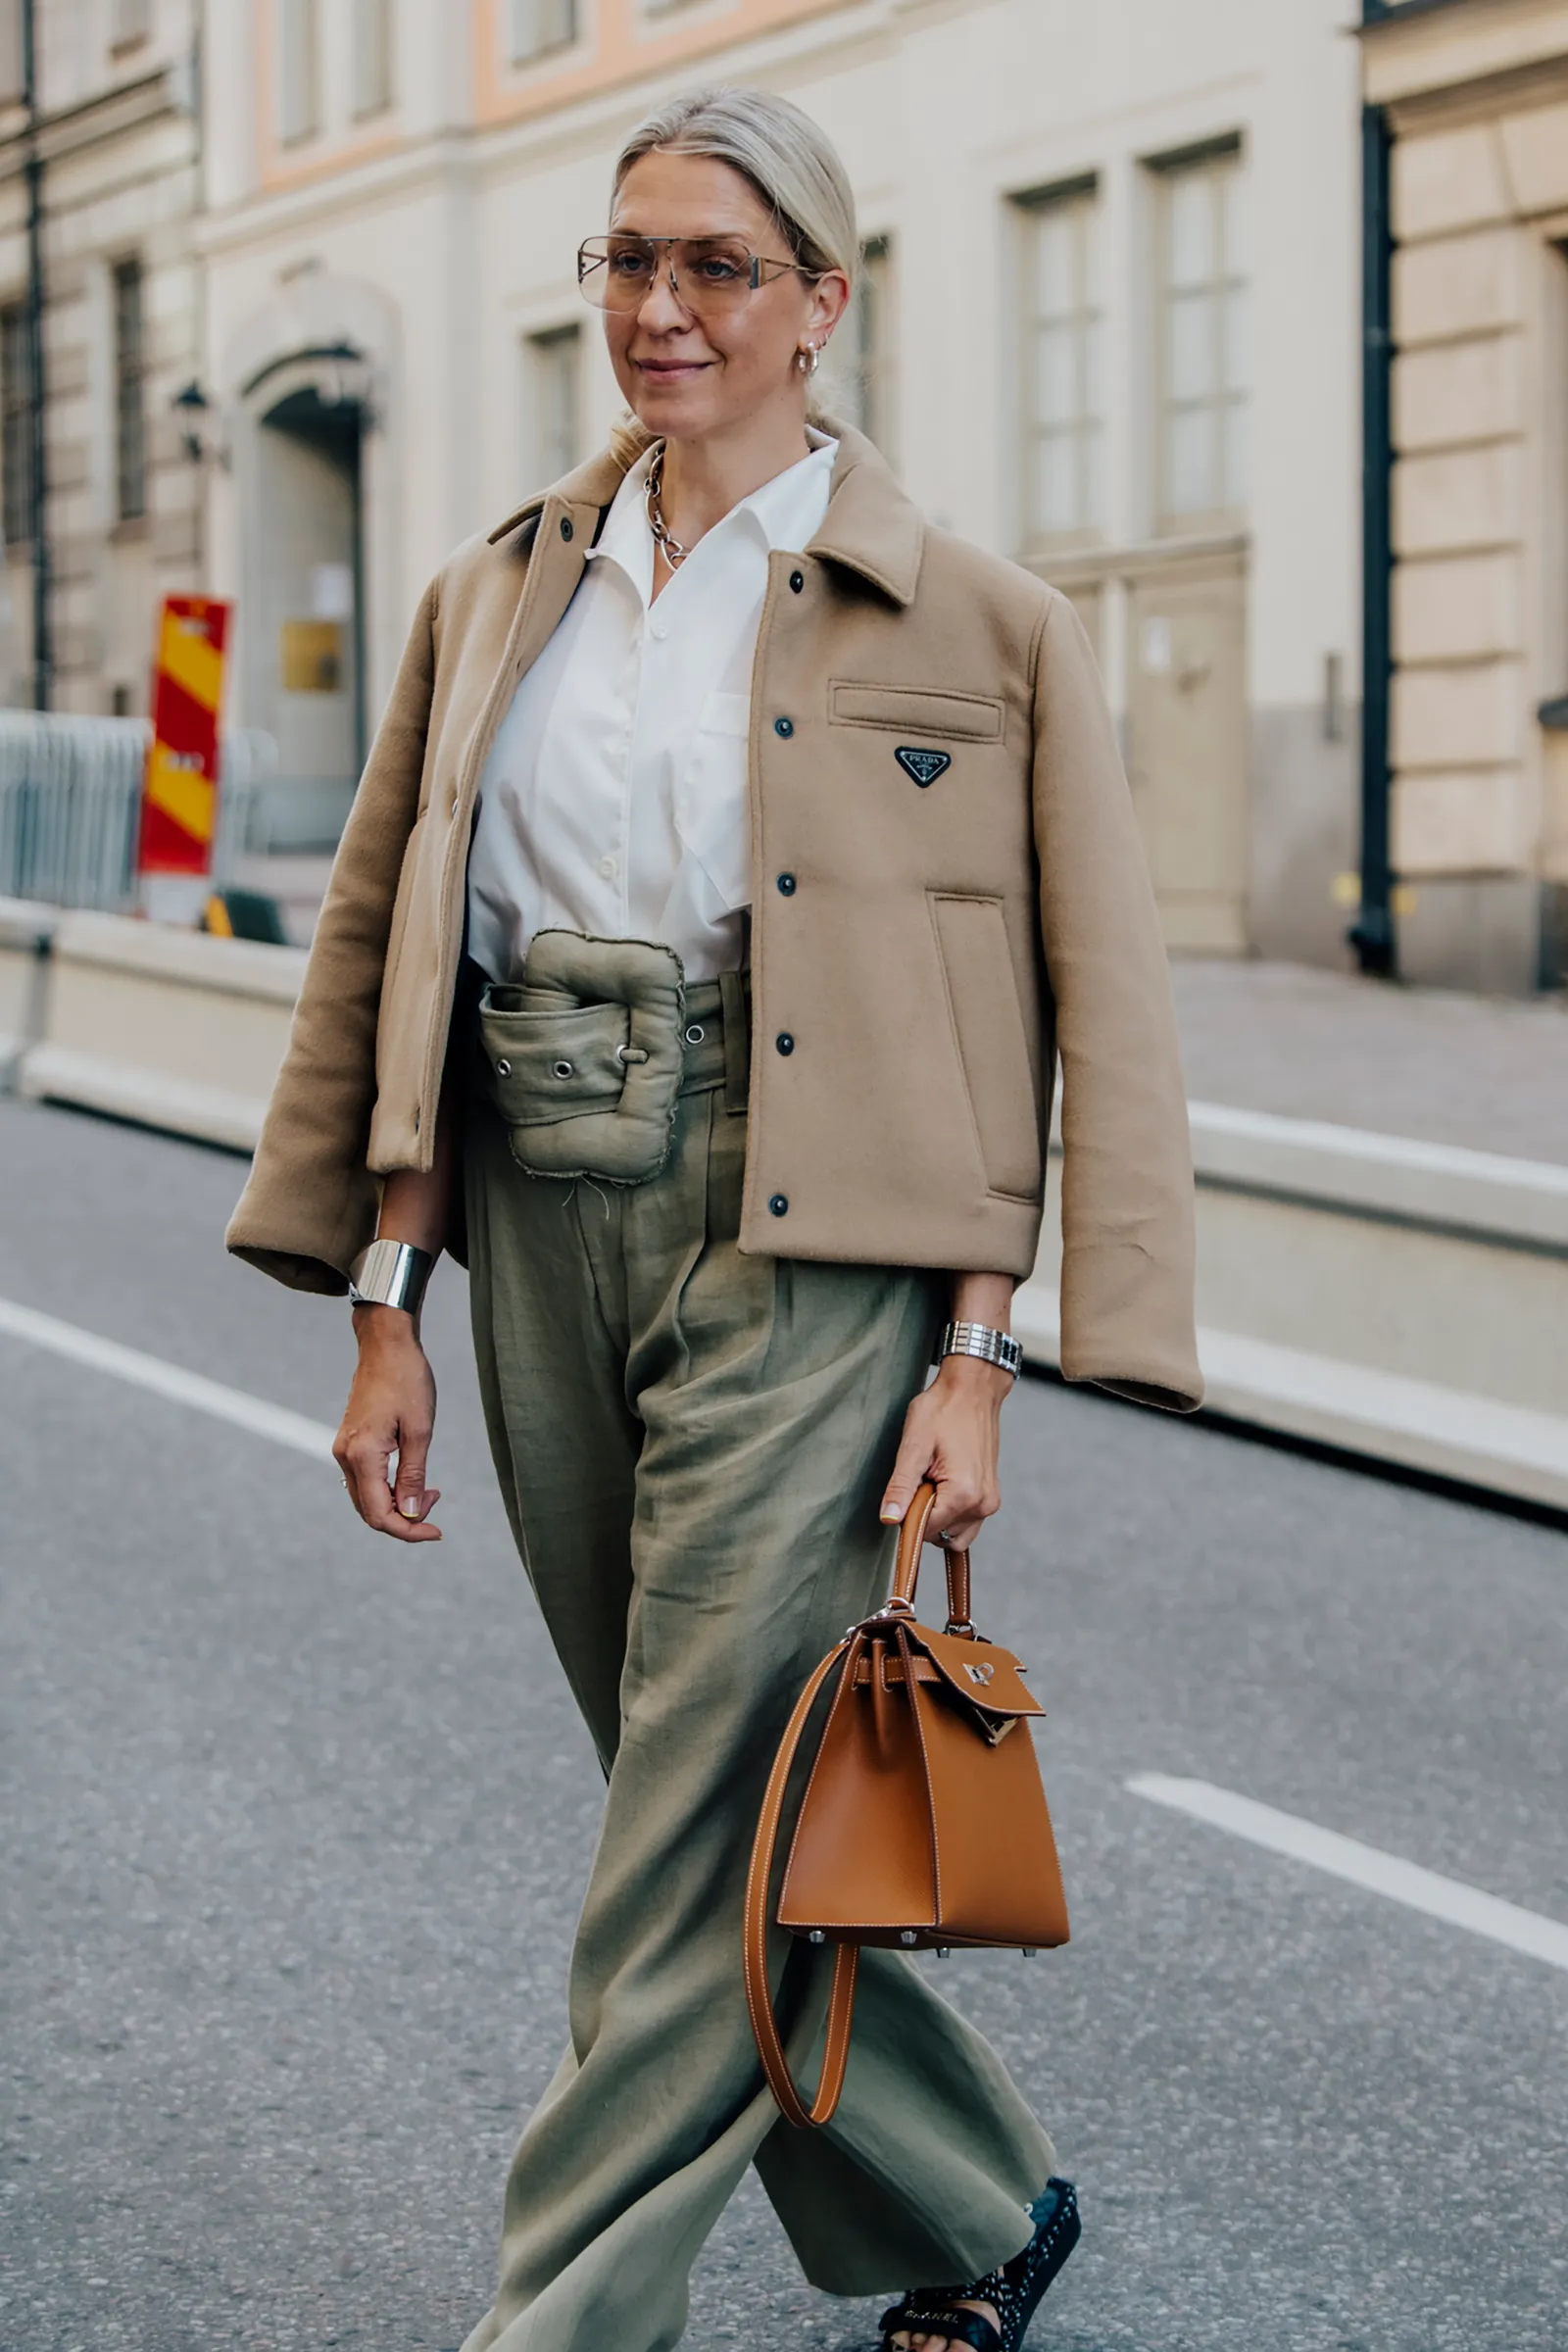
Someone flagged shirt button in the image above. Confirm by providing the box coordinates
[773,715,794,738]
[789,570,805,594]
[768,1193,789,1217]
[775,1032,795,1055]
[598,855,617,879]
[776,871,797,895]
[560,515,573,541]
[650,618,667,641]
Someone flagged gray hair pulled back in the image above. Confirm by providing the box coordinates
[612,84,858,288]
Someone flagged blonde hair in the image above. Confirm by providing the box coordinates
[605,85,856,459]
[612,84,858,285]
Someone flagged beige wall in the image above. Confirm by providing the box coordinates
[202,0,1364,960]
[0,1,206,715]
[1366,0,1568,986]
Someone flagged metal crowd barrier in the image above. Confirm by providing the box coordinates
[0,715,276,912]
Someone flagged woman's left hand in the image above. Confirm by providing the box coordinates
[879,1354,1012,1551]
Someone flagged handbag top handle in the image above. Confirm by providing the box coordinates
[888,1481,974,1634]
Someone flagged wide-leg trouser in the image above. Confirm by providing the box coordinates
[458,1055,1056,2352]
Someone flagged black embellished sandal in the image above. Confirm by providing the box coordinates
[878,2180,1080,2352]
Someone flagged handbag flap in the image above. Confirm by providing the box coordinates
[905,1623,1045,1724]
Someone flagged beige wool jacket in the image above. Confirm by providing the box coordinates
[227,420,1202,1412]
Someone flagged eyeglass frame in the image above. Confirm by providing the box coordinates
[576,233,824,314]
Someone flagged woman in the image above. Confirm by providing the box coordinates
[228,85,1200,2352]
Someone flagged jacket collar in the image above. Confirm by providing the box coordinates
[485,414,924,607]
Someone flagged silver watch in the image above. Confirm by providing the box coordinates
[349,1239,433,1316]
[936,1319,1023,1381]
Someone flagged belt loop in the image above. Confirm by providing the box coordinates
[719,968,750,1114]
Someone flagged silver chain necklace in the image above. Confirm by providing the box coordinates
[645,443,689,570]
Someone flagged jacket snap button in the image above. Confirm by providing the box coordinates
[768,1193,789,1217]
[776,871,797,895]
[495,1057,511,1078]
[684,1023,705,1045]
[560,515,573,541]
[552,1059,573,1078]
[775,1032,794,1055]
[789,570,805,593]
[773,715,794,738]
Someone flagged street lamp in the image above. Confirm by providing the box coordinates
[172,379,228,467]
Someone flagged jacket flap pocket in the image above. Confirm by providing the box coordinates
[829,682,1004,741]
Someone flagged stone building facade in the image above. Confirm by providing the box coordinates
[198,0,1367,943]
[0,0,206,717]
[1364,0,1568,989]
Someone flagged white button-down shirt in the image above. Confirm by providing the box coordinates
[466,434,838,984]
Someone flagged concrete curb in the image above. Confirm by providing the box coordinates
[0,897,59,1091]
[18,1046,269,1152]
[1011,1288,1568,1514]
[1189,1100,1568,1253]
[11,906,302,1149]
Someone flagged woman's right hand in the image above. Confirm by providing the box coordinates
[334,1305,442,1542]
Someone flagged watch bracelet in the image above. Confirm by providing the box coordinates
[935,1319,1023,1380]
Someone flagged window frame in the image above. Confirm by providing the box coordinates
[1,297,33,553]
[814,233,896,464]
[508,0,578,68]
[110,0,153,52]
[1149,135,1249,536]
[0,0,23,104]
[524,321,582,491]
[278,0,321,146]
[351,0,396,120]
[1012,174,1105,556]
[112,255,148,528]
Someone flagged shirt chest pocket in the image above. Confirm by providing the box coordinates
[674,689,752,910]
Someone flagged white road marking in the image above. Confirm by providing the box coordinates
[1129,1773,1568,1973]
[0,1295,336,1463]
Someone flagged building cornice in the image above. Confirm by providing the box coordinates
[0,64,191,182]
[1362,0,1568,107]
[1022,530,1250,592]
[195,130,478,256]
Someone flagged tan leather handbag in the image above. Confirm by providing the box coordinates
[743,1483,1070,2129]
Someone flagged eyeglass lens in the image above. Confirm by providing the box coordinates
[578,237,777,314]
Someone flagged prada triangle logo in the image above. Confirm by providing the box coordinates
[895,746,952,788]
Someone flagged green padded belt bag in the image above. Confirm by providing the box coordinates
[476,929,693,1185]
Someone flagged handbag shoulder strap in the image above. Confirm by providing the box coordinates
[742,1639,861,2130]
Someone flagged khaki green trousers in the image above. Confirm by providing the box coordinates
[458,993,1055,2352]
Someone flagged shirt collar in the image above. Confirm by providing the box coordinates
[585,433,839,608]
[586,446,658,607]
[735,432,838,552]
[487,417,923,610]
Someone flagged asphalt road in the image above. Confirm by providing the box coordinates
[3,1095,1565,2352]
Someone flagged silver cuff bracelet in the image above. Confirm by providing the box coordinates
[936,1319,1023,1382]
[348,1238,433,1316]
